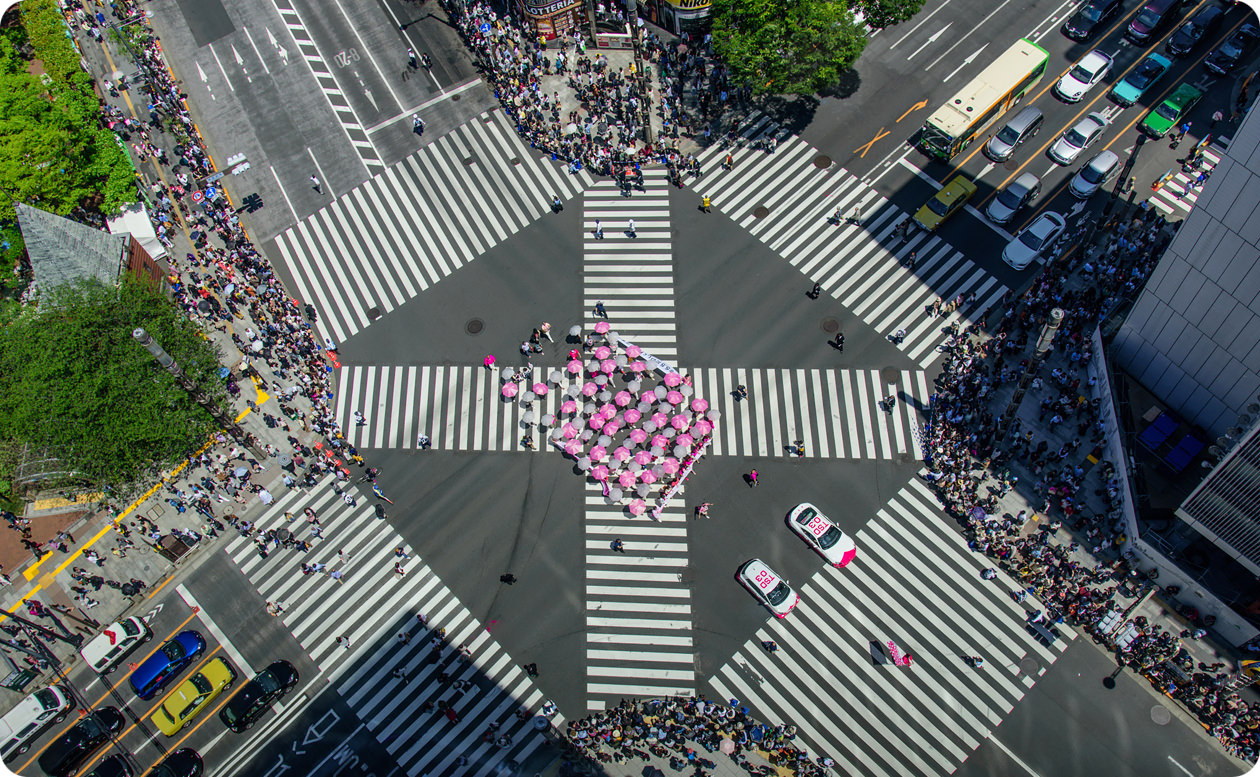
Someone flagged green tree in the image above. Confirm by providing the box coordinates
[856,0,925,29]
[0,277,227,496]
[711,0,868,96]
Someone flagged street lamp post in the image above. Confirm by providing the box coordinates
[998,308,1064,446]
[624,0,654,145]
[132,328,267,459]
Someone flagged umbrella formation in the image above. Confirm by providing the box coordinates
[500,326,717,515]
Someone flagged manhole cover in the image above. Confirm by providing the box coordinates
[753,206,769,219]
[821,318,840,333]
[367,306,382,321]
[814,155,832,169]
[466,318,484,335]
[1151,705,1172,725]
[1019,657,1040,677]
[881,367,900,384]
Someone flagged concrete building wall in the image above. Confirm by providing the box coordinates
[1114,108,1260,439]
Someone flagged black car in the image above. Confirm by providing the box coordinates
[85,755,134,777]
[218,660,299,732]
[1063,0,1122,40]
[37,707,125,777]
[1206,24,1260,75]
[151,749,204,777]
[1167,5,1224,56]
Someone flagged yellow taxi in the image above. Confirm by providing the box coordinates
[152,657,236,736]
[912,175,977,232]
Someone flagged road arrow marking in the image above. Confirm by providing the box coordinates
[942,43,988,82]
[907,23,952,61]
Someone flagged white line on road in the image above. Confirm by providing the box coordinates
[176,583,256,676]
[906,23,952,61]
[897,155,940,187]
[330,0,404,111]
[242,26,270,76]
[889,0,957,49]
[986,733,1043,777]
[925,0,1013,71]
[208,44,236,92]
[1166,756,1195,776]
[307,147,333,200]
[270,164,299,222]
[364,78,483,134]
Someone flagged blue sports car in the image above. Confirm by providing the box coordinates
[1110,53,1171,107]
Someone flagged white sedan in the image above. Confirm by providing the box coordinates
[1002,212,1067,270]
[787,503,857,567]
[737,559,799,618]
[1055,50,1114,103]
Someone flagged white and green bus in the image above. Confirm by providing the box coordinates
[919,38,1051,159]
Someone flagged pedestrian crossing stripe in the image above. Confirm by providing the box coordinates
[584,170,678,361]
[221,482,559,777]
[269,109,594,346]
[337,365,929,460]
[696,128,1007,369]
[1146,146,1222,216]
[707,477,1071,777]
[584,485,694,709]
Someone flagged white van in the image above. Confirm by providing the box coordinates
[79,616,151,674]
[0,684,74,761]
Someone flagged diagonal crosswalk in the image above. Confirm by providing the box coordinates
[268,109,594,345]
[1147,144,1223,217]
[221,481,560,777]
[696,118,1007,368]
[337,365,928,460]
[708,477,1073,777]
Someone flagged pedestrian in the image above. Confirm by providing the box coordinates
[696,502,712,518]
[395,547,410,559]
[407,47,417,68]
[748,469,759,487]
[594,301,606,318]
[735,384,748,400]
[416,432,431,448]
[627,219,636,238]
[524,662,539,676]
[394,561,407,578]
[594,219,604,239]
[833,332,844,351]
[484,354,496,369]
[849,205,862,224]
[611,538,625,552]
[337,635,351,649]
[540,322,552,341]
[762,640,778,652]
[810,281,821,299]
[329,569,345,583]
[521,434,535,450]
[551,194,564,212]
[354,410,366,426]
[343,492,356,506]
[310,174,322,193]
[266,601,285,616]
[500,573,517,584]
[398,630,412,644]
[701,195,711,213]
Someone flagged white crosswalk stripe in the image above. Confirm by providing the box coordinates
[584,169,677,360]
[269,109,594,345]
[696,123,1006,369]
[221,482,561,777]
[337,366,928,460]
[585,488,694,709]
[1147,146,1222,217]
[708,478,1073,777]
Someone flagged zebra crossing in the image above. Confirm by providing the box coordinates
[268,108,594,345]
[337,365,928,460]
[221,481,560,777]
[708,477,1073,777]
[584,487,695,709]
[697,116,1007,369]
[584,169,677,361]
[1147,144,1223,217]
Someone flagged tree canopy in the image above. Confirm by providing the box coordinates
[855,0,926,29]
[711,0,869,96]
[0,277,227,495]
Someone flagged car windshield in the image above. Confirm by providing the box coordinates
[816,526,842,550]
[794,507,817,524]
[926,196,953,216]
[765,581,792,606]
[161,641,186,660]
[1079,4,1102,21]
[996,187,1024,209]
[995,125,1021,145]
[1069,64,1095,83]
[1064,128,1087,148]
[1081,163,1109,184]
[34,688,59,708]
[221,703,240,725]
[1180,22,1201,39]
[190,674,214,694]
[1128,63,1159,87]
[1135,8,1159,27]
[1219,40,1244,58]
[1154,101,1180,121]
[1019,227,1048,250]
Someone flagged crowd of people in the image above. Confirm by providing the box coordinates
[561,696,830,777]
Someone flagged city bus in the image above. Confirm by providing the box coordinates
[919,38,1051,159]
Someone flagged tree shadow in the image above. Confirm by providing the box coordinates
[818,68,862,101]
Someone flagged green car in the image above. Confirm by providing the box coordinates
[1141,83,1203,138]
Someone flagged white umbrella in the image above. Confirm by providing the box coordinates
[577,457,591,471]
[595,374,608,386]
[628,379,642,392]
[643,421,657,433]
[636,483,651,497]
[522,391,536,403]
[598,435,612,448]
[608,331,619,344]
[569,325,582,337]
[680,384,694,397]
[524,410,536,423]
[654,385,668,399]
[599,390,612,402]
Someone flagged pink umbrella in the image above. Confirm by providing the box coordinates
[624,408,642,424]
[693,420,713,435]
[640,470,658,485]
[618,471,637,489]
[532,382,548,396]
[591,464,610,481]
[662,458,680,474]
[564,440,582,456]
[501,383,518,398]
[652,412,669,427]
[561,399,578,414]
[562,423,579,439]
[652,434,670,449]
[567,360,583,374]
[640,391,657,404]
[589,415,606,429]
[629,361,647,372]
[633,449,653,465]
[671,414,690,430]
[594,321,610,334]
[663,372,682,387]
[594,346,612,360]
[615,390,633,406]
[582,382,598,396]
[600,359,616,374]
[613,447,632,462]
[676,433,695,448]
[667,390,684,405]
[691,398,709,413]
[629,428,649,444]
[590,445,608,462]
[628,499,647,516]
[599,404,617,420]
[603,421,621,436]
[626,345,642,358]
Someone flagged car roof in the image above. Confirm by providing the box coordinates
[1079,50,1112,69]
[940,176,977,197]
[1009,172,1040,192]
[1085,150,1119,170]
[1167,83,1204,105]
[742,558,778,581]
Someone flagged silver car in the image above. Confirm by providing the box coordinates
[1069,150,1121,198]
[1003,212,1067,270]
[1049,112,1109,165]
[986,172,1041,225]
